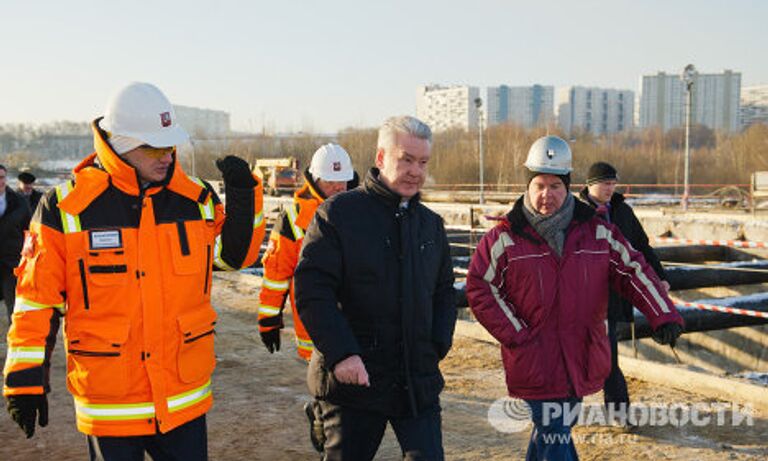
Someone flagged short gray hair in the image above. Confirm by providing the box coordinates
[376,115,432,151]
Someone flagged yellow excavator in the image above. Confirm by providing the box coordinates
[253,157,301,196]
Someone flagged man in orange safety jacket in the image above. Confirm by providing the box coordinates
[3,82,265,461]
[258,143,357,360]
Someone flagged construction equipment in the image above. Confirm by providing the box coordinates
[253,157,301,196]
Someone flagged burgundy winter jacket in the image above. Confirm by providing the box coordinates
[467,197,683,400]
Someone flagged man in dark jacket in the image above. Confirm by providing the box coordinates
[294,115,456,461]
[579,161,670,422]
[17,171,43,216]
[0,164,32,324]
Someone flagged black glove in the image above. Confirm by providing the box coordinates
[651,322,683,347]
[7,394,48,438]
[216,155,257,189]
[261,329,281,353]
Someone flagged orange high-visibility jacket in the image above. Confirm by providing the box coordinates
[258,173,325,360]
[3,119,265,437]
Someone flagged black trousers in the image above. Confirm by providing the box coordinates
[318,400,443,461]
[603,319,630,411]
[1,267,16,324]
[87,415,208,461]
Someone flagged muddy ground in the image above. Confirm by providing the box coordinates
[1,273,766,460]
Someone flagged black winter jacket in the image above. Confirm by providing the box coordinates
[18,188,43,217]
[295,168,456,417]
[0,188,31,271]
[578,188,666,321]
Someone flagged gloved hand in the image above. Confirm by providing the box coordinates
[261,329,281,353]
[6,394,48,438]
[216,155,257,189]
[651,322,683,347]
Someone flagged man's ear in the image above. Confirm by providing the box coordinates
[375,148,385,169]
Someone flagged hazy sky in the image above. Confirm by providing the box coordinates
[1,0,765,133]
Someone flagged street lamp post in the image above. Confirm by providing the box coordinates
[681,64,697,211]
[474,97,484,205]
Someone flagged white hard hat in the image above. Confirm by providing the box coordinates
[309,143,354,182]
[524,136,572,175]
[100,82,189,148]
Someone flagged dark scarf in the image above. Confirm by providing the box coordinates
[522,192,575,256]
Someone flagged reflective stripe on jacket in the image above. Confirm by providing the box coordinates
[466,197,683,400]
[3,118,266,437]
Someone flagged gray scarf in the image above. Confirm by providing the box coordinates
[522,192,575,256]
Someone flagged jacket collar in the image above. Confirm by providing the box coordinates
[363,168,420,210]
[293,169,326,230]
[58,120,207,216]
[297,168,328,202]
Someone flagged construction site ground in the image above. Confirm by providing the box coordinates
[1,272,766,460]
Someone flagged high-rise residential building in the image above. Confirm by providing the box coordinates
[173,105,231,138]
[416,85,480,132]
[741,85,768,129]
[639,70,741,132]
[556,86,634,135]
[485,85,554,128]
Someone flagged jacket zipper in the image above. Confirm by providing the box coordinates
[78,259,90,310]
[204,244,211,294]
[69,349,120,357]
[176,220,191,256]
[184,329,215,344]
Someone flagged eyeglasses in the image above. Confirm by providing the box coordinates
[137,145,174,159]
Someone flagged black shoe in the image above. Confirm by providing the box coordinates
[304,402,325,453]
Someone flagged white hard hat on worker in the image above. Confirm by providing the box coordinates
[100,82,189,154]
[524,135,573,216]
[309,143,354,182]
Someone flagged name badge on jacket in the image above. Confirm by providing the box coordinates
[89,229,123,250]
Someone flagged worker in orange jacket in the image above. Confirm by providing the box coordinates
[3,82,265,461]
[258,143,357,360]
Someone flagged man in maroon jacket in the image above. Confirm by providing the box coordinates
[467,136,683,461]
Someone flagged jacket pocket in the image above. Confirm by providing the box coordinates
[167,222,205,275]
[412,373,444,410]
[586,323,611,383]
[177,308,217,383]
[66,322,131,398]
[501,335,545,391]
[85,250,130,287]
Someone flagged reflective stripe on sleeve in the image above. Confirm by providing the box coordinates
[14,298,65,314]
[253,211,264,228]
[482,232,525,331]
[596,224,670,313]
[213,236,236,271]
[296,338,314,352]
[5,347,45,365]
[262,277,289,291]
[258,305,282,316]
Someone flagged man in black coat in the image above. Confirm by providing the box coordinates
[17,171,43,216]
[579,161,670,423]
[294,115,456,461]
[0,165,32,323]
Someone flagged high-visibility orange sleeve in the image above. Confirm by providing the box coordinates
[4,214,65,396]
